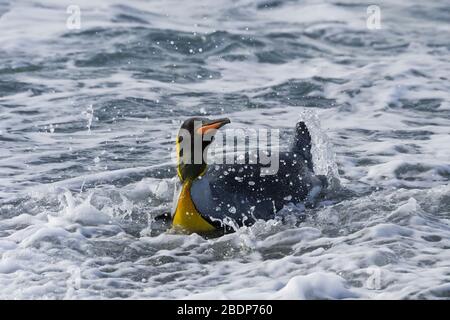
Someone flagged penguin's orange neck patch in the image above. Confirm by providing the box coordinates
[172,180,215,233]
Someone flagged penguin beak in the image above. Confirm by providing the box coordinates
[197,118,230,135]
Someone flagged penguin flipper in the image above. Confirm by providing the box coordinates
[291,121,313,171]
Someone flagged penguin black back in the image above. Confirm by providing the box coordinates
[190,121,327,226]
[291,121,313,171]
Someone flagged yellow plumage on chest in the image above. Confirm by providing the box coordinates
[172,181,215,233]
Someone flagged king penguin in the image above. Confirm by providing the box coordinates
[171,117,327,234]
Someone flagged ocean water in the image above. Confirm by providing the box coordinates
[0,0,449,299]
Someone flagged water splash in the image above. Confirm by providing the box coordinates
[298,109,341,189]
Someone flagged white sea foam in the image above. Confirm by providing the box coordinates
[1,0,449,299]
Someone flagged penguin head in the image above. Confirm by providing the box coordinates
[176,117,230,182]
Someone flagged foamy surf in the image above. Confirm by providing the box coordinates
[1,0,449,299]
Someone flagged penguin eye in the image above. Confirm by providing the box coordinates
[178,136,183,143]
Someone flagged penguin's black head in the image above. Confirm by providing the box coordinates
[176,117,230,182]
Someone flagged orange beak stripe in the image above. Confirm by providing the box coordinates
[196,119,230,135]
